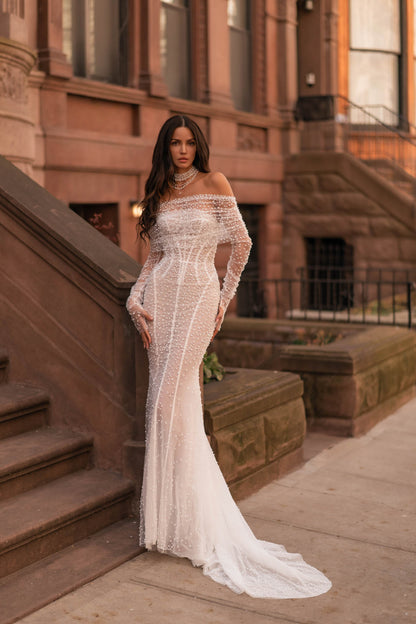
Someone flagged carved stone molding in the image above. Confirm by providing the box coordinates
[237,125,267,152]
[0,37,36,102]
[0,61,26,100]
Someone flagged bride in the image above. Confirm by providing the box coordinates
[126,114,331,598]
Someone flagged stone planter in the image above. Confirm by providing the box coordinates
[203,368,306,500]
[279,326,416,436]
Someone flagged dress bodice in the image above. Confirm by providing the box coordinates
[127,194,252,313]
[155,204,219,261]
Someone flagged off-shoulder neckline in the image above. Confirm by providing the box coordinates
[159,193,235,207]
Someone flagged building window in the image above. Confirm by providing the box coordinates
[160,0,191,99]
[70,203,120,246]
[237,206,264,317]
[63,0,128,85]
[349,0,401,123]
[228,0,252,111]
[305,238,354,311]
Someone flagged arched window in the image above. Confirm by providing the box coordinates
[349,0,401,123]
[160,0,191,99]
[63,0,128,85]
[228,0,252,111]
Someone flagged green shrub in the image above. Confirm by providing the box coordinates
[203,352,225,384]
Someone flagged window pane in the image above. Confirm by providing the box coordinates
[227,0,249,29]
[228,0,251,111]
[350,0,401,53]
[163,0,188,6]
[64,0,87,76]
[349,50,399,118]
[89,0,120,82]
[230,28,251,111]
[63,0,128,85]
[62,0,73,64]
[160,3,190,99]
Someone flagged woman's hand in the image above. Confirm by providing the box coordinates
[212,305,225,342]
[126,299,153,350]
[137,307,153,350]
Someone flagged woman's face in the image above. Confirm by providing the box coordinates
[169,126,196,172]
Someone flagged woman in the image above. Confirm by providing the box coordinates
[126,115,331,598]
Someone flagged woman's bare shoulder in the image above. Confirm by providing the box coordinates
[200,171,234,196]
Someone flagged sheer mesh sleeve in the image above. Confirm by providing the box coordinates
[126,237,162,330]
[215,196,252,312]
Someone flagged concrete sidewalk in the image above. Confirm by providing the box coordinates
[20,400,416,624]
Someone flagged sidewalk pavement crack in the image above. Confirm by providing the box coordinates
[243,514,416,554]
[128,576,313,624]
[263,481,416,515]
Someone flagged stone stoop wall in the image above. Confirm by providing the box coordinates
[279,326,416,437]
[212,317,359,371]
[0,155,148,487]
[204,368,306,500]
[283,152,416,287]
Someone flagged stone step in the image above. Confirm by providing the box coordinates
[372,166,395,180]
[0,518,142,624]
[0,350,8,384]
[0,427,93,500]
[0,383,49,440]
[395,180,414,195]
[0,468,134,579]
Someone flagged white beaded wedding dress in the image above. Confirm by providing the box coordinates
[126,194,331,598]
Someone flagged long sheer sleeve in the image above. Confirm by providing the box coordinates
[126,239,162,331]
[216,196,252,312]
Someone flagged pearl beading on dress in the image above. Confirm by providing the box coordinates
[126,194,332,599]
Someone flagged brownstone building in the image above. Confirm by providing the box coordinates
[2,0,416,316]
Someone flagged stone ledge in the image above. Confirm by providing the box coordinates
[279,327,416,436]
[279,326,416,375]
[203,368,303,430]
[204,368,306,499]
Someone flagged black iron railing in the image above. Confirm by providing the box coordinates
[238,275,415,328]
[336,95,416,189]
[297,94,416,192]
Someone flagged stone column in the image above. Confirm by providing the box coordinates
[37,0,72,78]
[205,0,233,108]
[298,0,338,97]
[264,0,279,117]
[323,0,338,96]
[139,0,168,97]
[276,0,299,154]
[277,0,298,119]
[0,5,36,174]
[297,0,343,152]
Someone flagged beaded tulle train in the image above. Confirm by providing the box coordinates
[127,194,331,598]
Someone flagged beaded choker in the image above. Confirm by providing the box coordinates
[172,166,199,192]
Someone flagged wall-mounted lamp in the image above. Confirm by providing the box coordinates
[305,72,316,88]
[304,0,314,10]
[130,200,143,219]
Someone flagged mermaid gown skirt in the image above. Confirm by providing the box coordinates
[127,195,331,598]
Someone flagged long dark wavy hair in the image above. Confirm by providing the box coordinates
[137,115,210,240]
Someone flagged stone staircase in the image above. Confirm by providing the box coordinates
[0,349,141,624]
[363,158,416,197]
